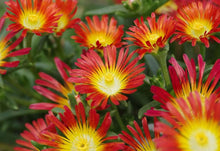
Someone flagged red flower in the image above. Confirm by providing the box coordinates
[154,92,220,151]
[38,103,124,150]
[30,57,78,110]
[146,54,220,117]
[119,117,159,150]
[0,14,30,74]
[5,0,60,36]
[170,1,220,47]
[71,15,124,50]
[125,13,175,58]
[53,0,80,35]
[68,46,145,109]
[14,116,56,151]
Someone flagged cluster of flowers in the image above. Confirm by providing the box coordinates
[1,0,220,150]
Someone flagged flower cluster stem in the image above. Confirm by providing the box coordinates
[54,36,64,59]
[24,33,34,62]
[112,104,126,131]
[23,33,37,75]
[198,42,206,59]
[153,46,171,89]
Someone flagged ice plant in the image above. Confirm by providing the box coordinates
[5,0,60,36]
[68,46,145,109]
[30,57,78,110]
[125,12,175,58]
[38,103,124,150]
[119,117,158,151]
[0,15,30,74]
[14,116,56,151]
[53,0,80,35]
[154,92,220,151]
[71,15,124,50]
[146,54,220,116]
[170,1,220,48]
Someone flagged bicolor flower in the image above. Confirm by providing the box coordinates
[30,57,79,110]
[0,14,30,74]
[146,54,220,117]
[5,0,60,36]
[170,1,220,47]
[38,103,124,150]
[125,13,175,58]
[53,0,80,35]
[14,116,56,151]
[154,92,220,151]
[119,117,159,151]
[71,15,124,50]
[68,46,145,109]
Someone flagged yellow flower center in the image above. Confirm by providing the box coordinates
[148,33,160,45]
[95,71,123,96]
[75,138,91,151]
[195,132,208,146]
[54,14,69,33]
[104,72,114,84]
[177,119,220,151]
[21,11,45,30]
[28,14,38,23]
[186,19,213,39]
[191,22,206,38]
[69,127,104,151]
[56,124,105,151]
[87,32,114,48]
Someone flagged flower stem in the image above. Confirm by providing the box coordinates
[24,33,34,62]
[112,104,126,131]
[54,36,64,59]
[152,46,171,89]
[23,33,37,75]
[198,42,206,59]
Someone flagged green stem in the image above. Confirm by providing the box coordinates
[23,33,38,75]
[112,104,126,131]
[152,46,171,89]
[198,42,206,59]
[54,36,64,59]
[23,33,34,62]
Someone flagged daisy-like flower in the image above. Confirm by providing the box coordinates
[154,92,220,151]
[0,15,30,74]
[53,0,80,35]
[146,54,220,116]
[38,103,124,150]
[170,1,220,47]
[155,0,211,16]
[68,46,145,109]
[14,116,56,151]
[125,13,175,58]
[5,0,60,36]
[119,117,159,151]
[71,15,124,50]
[30,57,79,110]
